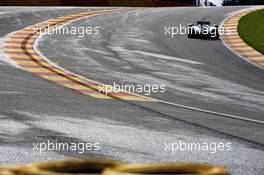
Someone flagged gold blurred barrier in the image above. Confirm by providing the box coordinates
[0,160,229,175]
[19,160,122,175]
[0,166,20,175]
[102,163,229,175]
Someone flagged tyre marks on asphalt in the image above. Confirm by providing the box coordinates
[4,9,155,102]
[222,10,264,68]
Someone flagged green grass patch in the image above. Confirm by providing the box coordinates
[238,9,264,54]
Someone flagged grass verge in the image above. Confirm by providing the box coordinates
[238,9,264,54]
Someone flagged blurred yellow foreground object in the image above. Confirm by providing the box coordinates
[0,161,229,175]
[0,166,21,175]
[102,163,229,175]
[19,160,122,175]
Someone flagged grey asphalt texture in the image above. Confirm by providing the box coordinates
[0,7,264,175]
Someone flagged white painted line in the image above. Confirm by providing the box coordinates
[157,99,264,125]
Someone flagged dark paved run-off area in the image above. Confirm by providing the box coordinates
[0,7,264,175]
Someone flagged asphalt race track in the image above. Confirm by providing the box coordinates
[0,7,264,175]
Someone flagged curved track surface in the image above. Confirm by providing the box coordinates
[39,6,264,121]
[0,7,264,175]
